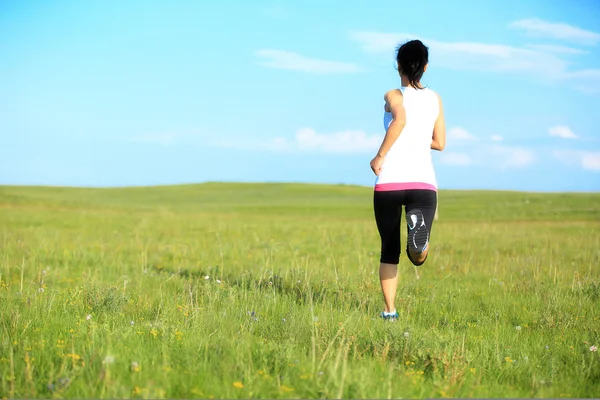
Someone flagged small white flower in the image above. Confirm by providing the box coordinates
[204,276,210,280]
[103,355,115,364]
[42,269,47,275]
[38,288,45,293]
[86,314,92,321]
[591,345,598,352]
[216,279,221,284]
[404,332,410,338]
[516,326,522,331]
[130,321,135,326]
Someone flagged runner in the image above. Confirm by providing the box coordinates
[369,39,446,321]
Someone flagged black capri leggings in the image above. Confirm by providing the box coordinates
[373,189,437,266]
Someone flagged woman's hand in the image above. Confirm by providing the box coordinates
[370,154,384,176]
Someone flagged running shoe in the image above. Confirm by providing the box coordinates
[381,311,398,321]
[406,209,429,253]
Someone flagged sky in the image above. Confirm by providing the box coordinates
[1,0,600,191]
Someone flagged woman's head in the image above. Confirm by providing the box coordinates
[396,40,429,89]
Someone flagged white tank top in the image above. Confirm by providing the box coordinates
[374,86,439,192]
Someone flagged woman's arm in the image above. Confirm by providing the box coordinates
[377,90,406,157]
[431,93,446,151]
[370,90,406,175]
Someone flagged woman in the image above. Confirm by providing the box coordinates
[370,39,446,321]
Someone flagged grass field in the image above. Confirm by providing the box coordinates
[1,182,599,398]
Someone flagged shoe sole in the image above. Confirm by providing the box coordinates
[406,209,428,254]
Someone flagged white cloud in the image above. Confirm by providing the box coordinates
[489,145,535,168]
[549,125,578,139]
[562,69,600,94]
[440,152,471,166]
[348,31,600,93]
[582,153,600,171]
[270,128,380,153]
[448,127,477,141]
[526,44,588,55]
[554,150,600,171]
[349,31,565,74]
[438,144,534,169]
[435,126,534,169]
[510,18,600,45]
[215,125,538,170]
[213,128,380,154]
[255,49,362,74]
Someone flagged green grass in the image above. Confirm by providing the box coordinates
[1,182,599,398]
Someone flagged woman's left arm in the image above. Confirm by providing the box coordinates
[370,90,406,175]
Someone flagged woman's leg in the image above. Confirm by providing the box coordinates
[373,191,405,315]
[379,263,398,313]
[405,190,438,265]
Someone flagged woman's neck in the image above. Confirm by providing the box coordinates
[401,76,421,88]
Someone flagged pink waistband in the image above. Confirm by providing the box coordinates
[374,182,437,192]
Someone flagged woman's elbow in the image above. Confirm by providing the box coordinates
[393,119,406,130]
[431,139,445,151]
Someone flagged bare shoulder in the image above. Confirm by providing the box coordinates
[384,89,403,112]
[384,89,403,103]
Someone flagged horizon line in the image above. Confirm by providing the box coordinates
[1,180,599,194]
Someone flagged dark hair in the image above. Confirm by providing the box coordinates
[396,40,429,89]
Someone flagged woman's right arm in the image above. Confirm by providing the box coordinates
[431,93,446,151]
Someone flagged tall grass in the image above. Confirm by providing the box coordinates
[1,183,599,398]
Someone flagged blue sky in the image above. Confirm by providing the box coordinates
[1,0,599,191]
